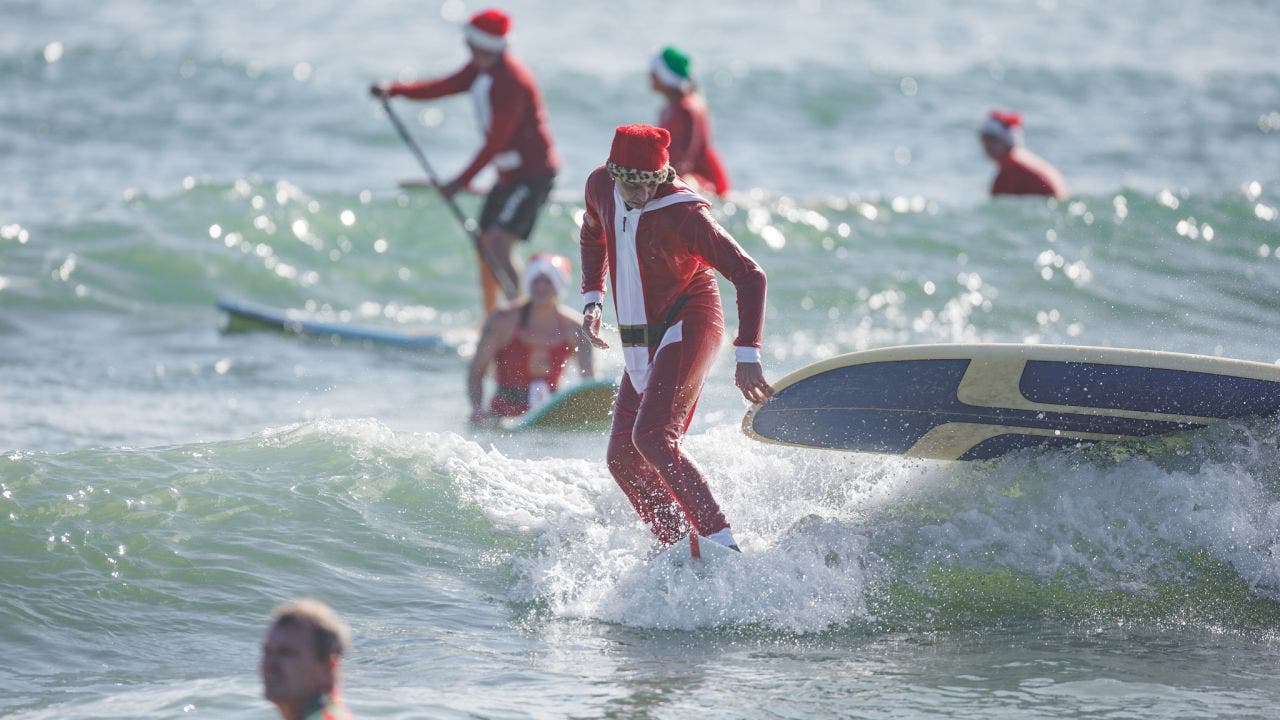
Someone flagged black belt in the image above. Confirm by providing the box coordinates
[619,294,690,349]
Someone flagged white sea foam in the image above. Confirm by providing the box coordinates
[434,417,1280,631]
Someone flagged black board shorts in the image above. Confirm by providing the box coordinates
[479,174,556,241]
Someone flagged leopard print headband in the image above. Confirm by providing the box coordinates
[606,161,675,186]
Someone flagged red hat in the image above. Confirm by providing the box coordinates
[465,9,510,52]
[606,124,674,185]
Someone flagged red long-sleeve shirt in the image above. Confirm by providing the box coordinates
[658,94,730,198]
[579,167,764,352]
[389,53,557,187]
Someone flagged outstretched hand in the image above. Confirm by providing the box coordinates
[369,83,388,98]
[582,306,610,350]
[735,362,774,404]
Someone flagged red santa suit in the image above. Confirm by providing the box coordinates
[659,94,731,198]
[992,146,1068,200]
[388,51,558,190]
[580,127,765,546]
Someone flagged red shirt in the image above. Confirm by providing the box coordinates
[659,94,730,197]
[389,54,558,187]
[991,147,1068,199]
[579,167,764,352]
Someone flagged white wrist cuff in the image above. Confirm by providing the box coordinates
[582,290,603,305]
[734,346,761,363]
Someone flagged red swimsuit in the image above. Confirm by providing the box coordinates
[489,306,576,417]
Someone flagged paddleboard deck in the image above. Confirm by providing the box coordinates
[744,343,1280,461]
[217,298,460,353]
[502,379,619,432]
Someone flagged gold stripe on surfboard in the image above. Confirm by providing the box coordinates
[904,422,1130,461]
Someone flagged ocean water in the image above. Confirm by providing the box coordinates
[3,1,1280,718]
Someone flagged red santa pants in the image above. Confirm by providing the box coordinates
[606,311,729,546]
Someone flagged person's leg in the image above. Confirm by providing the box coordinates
[630,314,729,537]
[606,373,688,545]
[477,225,520,308]
[475,175,554,310]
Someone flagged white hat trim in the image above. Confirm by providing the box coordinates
[980,116,1022,146]
[524,257,568,298]
[464,24,508,53]
[650,54,690,91]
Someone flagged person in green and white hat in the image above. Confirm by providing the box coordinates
[649,46,731,198]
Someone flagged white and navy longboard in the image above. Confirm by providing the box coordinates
[743,343,1280,461]
[502,378,619,432]
[217,298,459,353]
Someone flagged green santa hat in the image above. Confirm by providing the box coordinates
[651,46,692,92]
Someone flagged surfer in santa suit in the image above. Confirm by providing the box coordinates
[468,253,593,421]
[579,124,772,552]
[980,109,1068,200]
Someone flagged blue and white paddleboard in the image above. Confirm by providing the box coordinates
[503,378,618,432]
[217,298,460,353]
[743,343,1280,461]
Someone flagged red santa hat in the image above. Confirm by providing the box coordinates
[464,8,510,53]
[980,109,1024,146]
[606,124,674,185]
[523,253,571,298]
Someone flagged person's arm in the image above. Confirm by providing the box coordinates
[564,311,596,379]
[384,63,478,100]
[579,172,611,350]
[684,206,773,403]
[466,309,516,421]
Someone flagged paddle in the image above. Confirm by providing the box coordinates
[376,94,517,301]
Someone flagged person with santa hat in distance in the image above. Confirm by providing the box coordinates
[649,46,731,199]
[580,124,772,553]
[467,253,594,422]
[371,8,558,312]
[979,109,1068,200]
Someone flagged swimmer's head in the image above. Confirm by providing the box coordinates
[524,253,571,299]
[980,109,1023,159]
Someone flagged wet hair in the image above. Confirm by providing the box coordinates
[271,599,351,662]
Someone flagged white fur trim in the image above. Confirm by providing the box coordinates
[651,54,689,91]
[492,149,521,171]
[655,320,683,353]
[582,290,603,305]
[734,346,761,363]
[612,187,704,392]
[979,116,1021,146]
[469,72,493,131]
[524,256,567,298]
[464,24,508,53]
